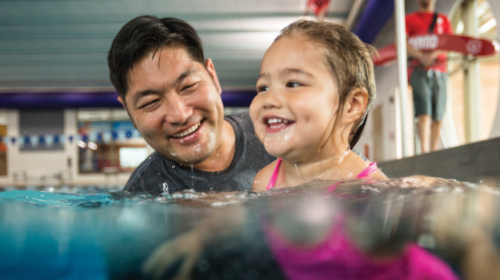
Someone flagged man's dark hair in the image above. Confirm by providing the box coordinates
[107,16,205,98]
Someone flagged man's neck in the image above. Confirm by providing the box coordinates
[191,120,236,172]
[418,4,435,13]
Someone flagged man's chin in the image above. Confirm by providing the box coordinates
[163,151,212,166]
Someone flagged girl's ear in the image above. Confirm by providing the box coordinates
[343,87,369,124]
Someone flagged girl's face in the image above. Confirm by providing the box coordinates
[250,34,341,162]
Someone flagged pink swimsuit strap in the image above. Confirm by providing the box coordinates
[266,158,283,190]
[356,162,378,179]
[266,159,378,190]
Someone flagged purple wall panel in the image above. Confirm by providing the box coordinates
[0,90,257,109]
[353,0,394,44]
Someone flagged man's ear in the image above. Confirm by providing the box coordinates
[343,87,369,124]
[205,58,222,95]
[117,96,137,129]
[117,96,126,109]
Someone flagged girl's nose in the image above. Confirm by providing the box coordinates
[262,88,283,109]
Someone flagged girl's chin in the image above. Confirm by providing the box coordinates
[265,146,289,159]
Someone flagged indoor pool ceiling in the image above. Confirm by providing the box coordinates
[0,0,366,92]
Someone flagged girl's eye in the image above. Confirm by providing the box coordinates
[287,82,301,88]
[257,85,269,93]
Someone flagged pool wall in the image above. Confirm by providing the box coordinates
[379,137,500,184]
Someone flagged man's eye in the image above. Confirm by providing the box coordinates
[286,82,301,88]
[140,99,159,109]
[182,83,198,91]
[257,86,269,92]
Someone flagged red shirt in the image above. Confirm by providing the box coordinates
[406,12,453,73]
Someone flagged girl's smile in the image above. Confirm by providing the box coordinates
[262,115,295,133]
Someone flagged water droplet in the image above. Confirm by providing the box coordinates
[170,152,176,156]
[172,165,176,169]
[193,144,202,153]
[158,173,160,175]
[217,153,219,156]
[294,163,301,183]
[180,140,184,143]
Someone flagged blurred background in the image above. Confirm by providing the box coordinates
[0,0,497,187]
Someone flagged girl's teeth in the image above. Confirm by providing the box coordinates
[172,122,200,138]
[268,118,283,124]
[266,118,291,125]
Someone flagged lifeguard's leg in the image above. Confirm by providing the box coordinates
[430,72,447,152]
[430,120,442,151]
[417,115,431,153]
[411,68,432,154]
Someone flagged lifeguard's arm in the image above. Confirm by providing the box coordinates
[405,34,444,67]
[405,15,454,67]
[252,159,279,192]
[397,19,425,62]
[393,33,431,66]
[400,18,435,66]
[406,37,424,61]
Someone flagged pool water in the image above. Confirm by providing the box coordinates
[1,178,499,280]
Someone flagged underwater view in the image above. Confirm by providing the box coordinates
[2,178,500,280]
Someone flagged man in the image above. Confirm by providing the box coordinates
[107,16,274,194]
[406,0,453,153]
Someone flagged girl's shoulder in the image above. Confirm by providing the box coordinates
[349,153,388,180]
[252,159,281,192]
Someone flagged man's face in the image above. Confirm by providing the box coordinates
[119,47,224,165]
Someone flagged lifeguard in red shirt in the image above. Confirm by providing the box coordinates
[406,0,453,153]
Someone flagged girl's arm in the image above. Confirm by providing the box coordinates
[370,169,389,180]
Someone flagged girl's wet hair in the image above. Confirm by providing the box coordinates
[276,20,377,148]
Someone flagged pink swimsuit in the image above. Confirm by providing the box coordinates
[263,159,458,280]
[264,218,458,280]
[266,158,379,190]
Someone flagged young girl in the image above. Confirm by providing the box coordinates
[249,20,458,280]
[250,20,387,192]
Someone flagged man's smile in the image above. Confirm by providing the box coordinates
[168,120,205,144]
[170,121,202,138]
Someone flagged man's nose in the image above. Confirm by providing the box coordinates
[164,94,192,124]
